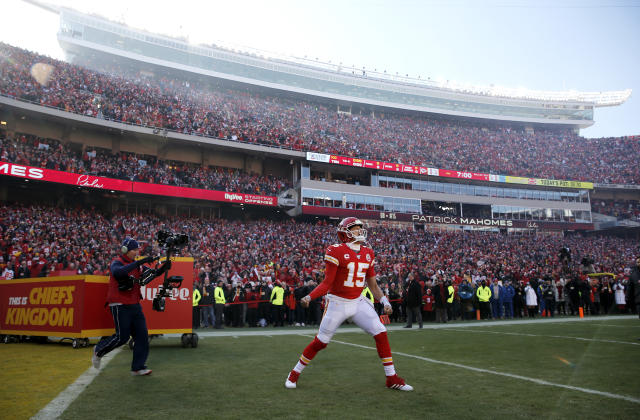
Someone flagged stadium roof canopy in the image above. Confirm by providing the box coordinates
[25,0,633,129]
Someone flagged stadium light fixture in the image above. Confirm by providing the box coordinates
[0,121,6,125]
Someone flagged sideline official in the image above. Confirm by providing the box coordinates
[92,238,165,376]
[214,280,226,329]
[476,280,492,320]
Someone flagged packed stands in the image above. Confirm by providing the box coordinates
[592,199,640,221]
[2,43,639,184]
[0,132,291,195]
[1,202,636,284]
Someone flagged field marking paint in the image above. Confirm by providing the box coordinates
[188,315,636,338]
[31,348,122,420]
[592,324,640,329]
[324,337,640,405]
[441,328,640,346]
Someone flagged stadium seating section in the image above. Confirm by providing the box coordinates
[1,43,639,184]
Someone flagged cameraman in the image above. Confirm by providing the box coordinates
[581,256,595,274]
[559,247,571,273]
[92,237,165,376]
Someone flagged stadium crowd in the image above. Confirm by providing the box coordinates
[1,203,637,327]
[0,132,291,195]
[2,43,640,184]
[5,132,638,218]
[592,199,640,222]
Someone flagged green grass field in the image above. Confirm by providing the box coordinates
[3,316,640,419]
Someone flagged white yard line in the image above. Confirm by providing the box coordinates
[590,323,640,328]
[440,328,640,346]
[326,337,640,405]
[187,315,636,338]
[31,348,122,420]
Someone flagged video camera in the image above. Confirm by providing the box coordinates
[157,230,189,250]
[151,230,189,312]
[559,247,571,262]
[152,275,184,312]
[581,256,594,266]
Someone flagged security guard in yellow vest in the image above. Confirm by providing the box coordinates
[476,280,492,320]
[362,286,374,304]
[193,288,202,305]
[447,284,455,303]
[192,285,202,329]
[270,282,285,327]
[446,282,455,320]
[213,281,226,329]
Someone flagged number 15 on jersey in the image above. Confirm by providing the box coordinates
[344,262,369,288]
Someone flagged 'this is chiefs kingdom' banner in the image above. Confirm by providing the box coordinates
[306,153,594,189]
[0,276,114,337]
[0,258,195,337]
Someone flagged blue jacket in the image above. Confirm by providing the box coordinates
[502,285,515,303]
[490,284,504,303]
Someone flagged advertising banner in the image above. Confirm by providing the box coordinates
[305,154,593,189]
[0,258,195,337]
[0,161,278,206]
[132,183,277,206]
[141,257,194,334]
[301,206,594,231]
[0,276,113,337]
[0,161,132,192]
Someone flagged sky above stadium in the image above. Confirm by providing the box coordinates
[2,0,639,138]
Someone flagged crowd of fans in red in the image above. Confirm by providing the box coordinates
[3,132,638,220]
[0,132,291,195]
[2,43,639,184]
[1,203,636,289]
[591,199,640,222]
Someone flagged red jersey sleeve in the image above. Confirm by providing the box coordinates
[308,245,342,300]
[309,260,338,300]
[324,244,342,267]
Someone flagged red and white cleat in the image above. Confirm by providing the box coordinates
[285,370,300,389]
[386,374,414,391]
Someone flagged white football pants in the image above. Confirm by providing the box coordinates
[317,294,386,343]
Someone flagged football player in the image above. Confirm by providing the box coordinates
[285,217,413,391]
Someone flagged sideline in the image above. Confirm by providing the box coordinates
[440,328,640,346]
[31,348,122,420]
[323,336,640,405]
[177,314,636,338]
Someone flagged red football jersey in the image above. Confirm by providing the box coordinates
[324,243,376,299]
